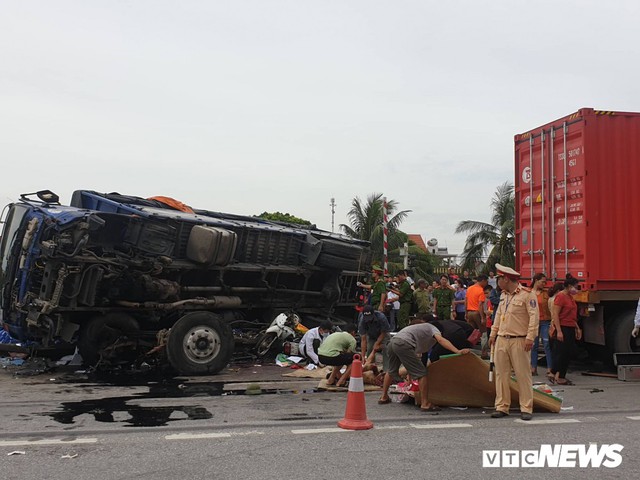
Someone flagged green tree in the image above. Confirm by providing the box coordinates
[340,193,411,265]
[455,182,515,273]
[256,211,312,226]
[387,239,437,281]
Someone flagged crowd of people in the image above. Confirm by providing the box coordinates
[297,263,586,420]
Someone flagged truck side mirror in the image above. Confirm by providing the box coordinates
[37,190,60,204]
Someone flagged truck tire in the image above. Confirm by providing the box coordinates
[166,312,234,375]
[77,313,140,366]
[316,253,361,271]
[606,310,639,356]
[320,239,365,258]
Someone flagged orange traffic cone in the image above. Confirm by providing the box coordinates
[337,354,373,430]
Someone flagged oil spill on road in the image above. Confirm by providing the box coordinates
[43,396,213,427]
[41,381,318,427]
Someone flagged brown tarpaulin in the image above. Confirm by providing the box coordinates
[426,353,562,413]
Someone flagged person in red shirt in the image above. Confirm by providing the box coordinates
[549,276,583,385]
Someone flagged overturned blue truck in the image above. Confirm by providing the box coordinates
[0,190,370,374]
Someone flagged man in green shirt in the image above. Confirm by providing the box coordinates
[396,270,413,330]
[318,324,358,387]
[433,275,455,320]
[358,266,387,312]
[413,279,433,316]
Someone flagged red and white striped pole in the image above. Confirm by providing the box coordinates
[383,197,388,275]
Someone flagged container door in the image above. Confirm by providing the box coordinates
[549,121,587,282]
[516,133,549,281]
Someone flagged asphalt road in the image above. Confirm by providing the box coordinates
[1,364,639,479]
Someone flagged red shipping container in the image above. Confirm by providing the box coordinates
[514,107,640,294]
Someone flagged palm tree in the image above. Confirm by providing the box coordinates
[455,182,515,273]
[340,193,411,265]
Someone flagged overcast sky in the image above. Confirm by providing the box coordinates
[2,1,638,254]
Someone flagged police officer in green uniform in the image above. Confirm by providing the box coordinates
[358,266,387,312]
[395,270,413,330]
[432,275,455,320]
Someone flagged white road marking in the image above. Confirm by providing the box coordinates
[513,418,581,425]
[374,425,409,430]
[0,438,98,447]
[291,428,350,435]
[626,416,640,420]
[165,433,232,440]
[411,423,473,429]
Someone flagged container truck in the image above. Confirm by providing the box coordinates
[0,190,370,374]
[515,107,640,358]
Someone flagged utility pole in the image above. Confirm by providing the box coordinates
[403,242,409,269]
[330,197,336,232]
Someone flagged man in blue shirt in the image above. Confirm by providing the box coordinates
[358,305,390,371]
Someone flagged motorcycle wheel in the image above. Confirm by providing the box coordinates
[255,332,279,357]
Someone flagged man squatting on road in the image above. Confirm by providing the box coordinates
[378,319,470,411]
[489,264,539,421]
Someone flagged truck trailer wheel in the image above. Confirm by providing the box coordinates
[166,312,234,375]
[606,310,640,357]
[77,313,140,366]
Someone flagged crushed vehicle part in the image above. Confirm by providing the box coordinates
[0,190,370,374]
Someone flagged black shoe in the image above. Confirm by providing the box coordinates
[520,412,533,421]
[491,410,509,418]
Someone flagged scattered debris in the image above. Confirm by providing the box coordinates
[0,358,26,367]
[61,454,78,459]
[245,383,262,395]
[581,372,617,378]
[589,388,605,393]
[0,330,21,344]
[55,349,83,366]
[561,406,574,410]
[7,451,26,456]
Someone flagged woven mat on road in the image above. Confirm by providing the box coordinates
[317,378,382,392]
[282,366,331,379]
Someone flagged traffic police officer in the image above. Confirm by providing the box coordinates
[489,264,539,421]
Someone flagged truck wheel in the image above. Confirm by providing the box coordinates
[77,314,140,366]
[166,312,234,375]
[606,310,640,356]
[255,332,279,357]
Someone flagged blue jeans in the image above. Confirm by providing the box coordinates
[531,321,553,370]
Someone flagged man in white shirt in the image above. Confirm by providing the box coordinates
[632,298,640,338]
[299,320,333,366]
